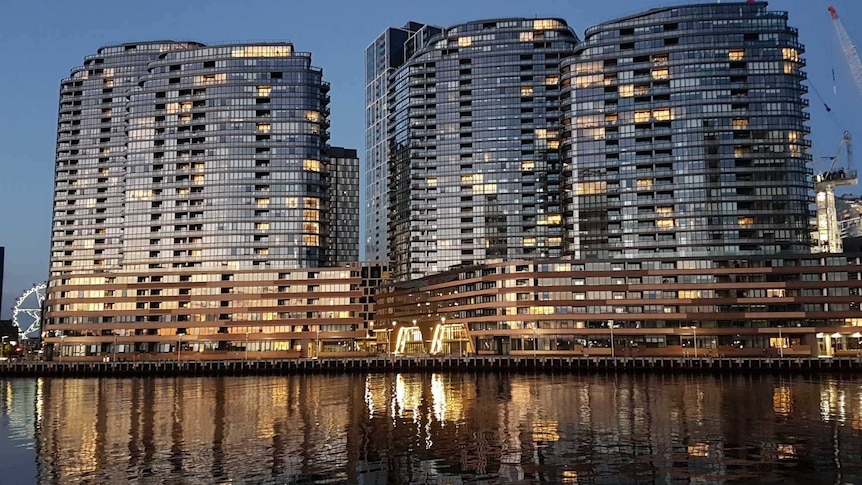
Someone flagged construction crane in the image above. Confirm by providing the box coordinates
[815,131,855,252]
[814,7,862,252]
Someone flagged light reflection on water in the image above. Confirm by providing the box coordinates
[0,374,860,484]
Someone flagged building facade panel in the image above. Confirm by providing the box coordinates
[375,255,862,358]
[45,265,384,360]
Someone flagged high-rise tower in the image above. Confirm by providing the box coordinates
[365,22,442,262]
[328,146,360,264]
[45,42,366,360]
[561,2,812,260]
[386,19,579,281]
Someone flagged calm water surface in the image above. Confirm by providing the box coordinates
[1,373,861,484]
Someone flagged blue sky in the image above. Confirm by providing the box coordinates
[1,0,861,318]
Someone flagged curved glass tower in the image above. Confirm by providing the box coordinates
[387,19,579,281]
[123,43,331,270]
[561,2,812,260]
[46,42,365,361]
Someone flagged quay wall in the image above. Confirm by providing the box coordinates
[1,356,862,378]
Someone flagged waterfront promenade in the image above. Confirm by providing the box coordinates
[1,355,862,377]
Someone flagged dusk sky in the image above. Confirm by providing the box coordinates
[1,0,861,319]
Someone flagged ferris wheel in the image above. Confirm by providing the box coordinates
[12,282,46,340]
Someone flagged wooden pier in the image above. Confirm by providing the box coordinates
[0,356,861,377]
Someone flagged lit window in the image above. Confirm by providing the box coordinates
[520,31,533,42]
[257,85,272,97]
[652,54,668,64]
[303,235,319,246]
[305,111,321,122]
[255,198,269,207]
[782,48,799,62]
[545,76,559,85]
[634,110,651,123]
[303,222,320,234]
[619,85,634,97]
[576,61,602,74]
[657,218,674,229]
[653,108,671,121]
[521,161,535,171]
[521,86,534,96]
[575,74,603,88]
[636,179,653,189]
[656,206,673,215]
[232,45,292,58]
[303,197,320,209]
[458,37,472,47]
[729,49,745,61]
[533,19,560,30]
[738,217,754,226]
[651,68,669,80]
[303,159,321,172]
[255,222,269,230]
[257,123,271,132]
[473,183,497,194]
[732,118,749,128]
[524,237,536,246]
[576,181,606,195]
[303,209,319,221]
[426,177,437,187]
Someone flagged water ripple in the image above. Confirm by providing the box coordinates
[0,374,861,484]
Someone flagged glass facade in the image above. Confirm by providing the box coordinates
[376,254,862,358]
[387,19,579,281]
[328,146,360,264]
[365,23,442,262]
[561,3,812,260]
[46,42,365,359]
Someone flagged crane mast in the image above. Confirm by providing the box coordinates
[817,7,860,253]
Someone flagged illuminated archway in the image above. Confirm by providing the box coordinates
[430,323,474,355]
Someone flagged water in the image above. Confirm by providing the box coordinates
[1,373,861,484]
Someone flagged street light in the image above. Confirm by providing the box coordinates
[777,326,784,358]
[688,326,698,358]
[608,320,615,358]
[177,332,185,363]
[59,334,66,363]
[533,324,538,358]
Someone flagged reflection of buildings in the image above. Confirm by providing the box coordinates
[25,374,862,483]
